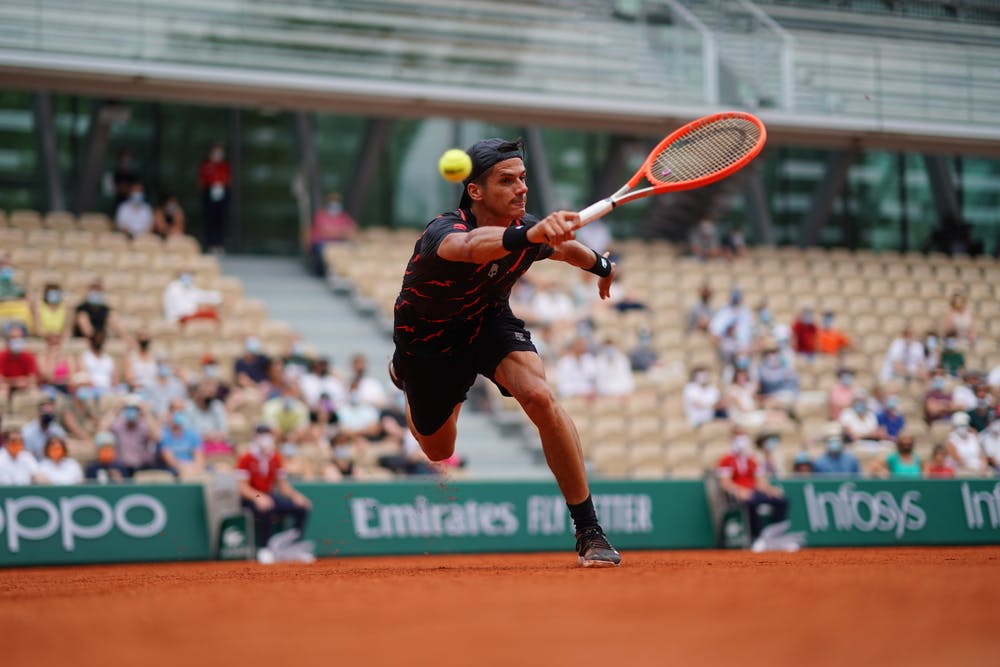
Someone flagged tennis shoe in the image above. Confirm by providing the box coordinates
[576,526,621,567]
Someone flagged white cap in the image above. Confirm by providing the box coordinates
[952,412,970,426]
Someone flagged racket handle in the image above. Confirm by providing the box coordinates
[577,199,615,226]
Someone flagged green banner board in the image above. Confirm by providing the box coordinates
[0,484,211,567]
[298,479,716,556]
[780,478,1000,547]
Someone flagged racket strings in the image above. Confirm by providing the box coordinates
[649,116,761,185]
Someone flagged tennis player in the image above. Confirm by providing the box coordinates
[390,138,620,567]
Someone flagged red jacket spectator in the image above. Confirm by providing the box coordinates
[0,334,39,383]
[791,309,818,354]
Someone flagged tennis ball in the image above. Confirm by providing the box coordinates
[438,148,472,183]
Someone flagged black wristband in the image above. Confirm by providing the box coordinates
[586,250,613,277]
[502,225,539,252]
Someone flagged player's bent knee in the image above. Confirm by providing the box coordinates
[516,382,557,417]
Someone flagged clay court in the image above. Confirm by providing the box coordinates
[3,546,998,666]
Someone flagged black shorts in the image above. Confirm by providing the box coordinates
[392,311,536,436]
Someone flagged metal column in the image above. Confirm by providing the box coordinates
[345,117,394,223]
[33,92,65,212]
[523,126,555,213]
[922,154,960,223]
[800,149,857,247]
[73,100,116,215]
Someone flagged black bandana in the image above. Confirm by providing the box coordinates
[459,138,524,208]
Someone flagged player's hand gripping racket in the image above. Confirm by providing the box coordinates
[577,111,766,226]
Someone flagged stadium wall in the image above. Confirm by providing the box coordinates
[1,479,999,567]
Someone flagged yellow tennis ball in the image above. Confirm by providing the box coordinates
[438,149,472,183]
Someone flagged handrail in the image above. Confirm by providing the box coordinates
[658,0,719,106]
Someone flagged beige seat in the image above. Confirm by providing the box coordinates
[8,209,43,231]
[44,211,77,231]
[78,213,112,233]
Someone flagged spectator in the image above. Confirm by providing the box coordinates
[261,390,312,449]
[716,427,790,546]
[237,424,312,550]
[924,443,955,478]
[280,336,313,386]
[757,347,798,412]
[78,333,118,397]
[716,322,743,369]
[235,336,271,388]
[593,338,634,397]
[876,395,907,441]
[987,363,1000,393]
[628,329,659,372]
[115,182,155,237]
[879,326,927,384]
[162,269,223,327]
[754,432,783,478]
[37,334,75,395]
[812,426,861,476]
[939,333,965,377]
[980,420,1000,474]
[330,392,383,476]
[968,392,994,433]
[0,430,38,485]
[159,401,204,478]
[838,390,883,447]
[347,353,387,409]
[923,372,954,423]
[299,357,347,413]
[0,254,32,331]
[35,435,84,485]
[142,357,188,418]
[309,192,358,276]
[30,282,70,339]
[941,291,976,347]
[724,368,773,432]
[791,452,814,475]
[951,371,979,412]
[946,411,987,475]
[20,396,69,458]
[0,324,39,407]
[555,337,597,399]
[197,355,231,403]
[689,218,721,260]
[816,311,851,356]
[686,285,714,333]
[791,307,818,356]
[374,398,436,476]
[125,330,158,389]
[186,381,231,457]
[61,373,101,444]
[152,193,186,238]
[922,330,942,371]
[103,394,163,477]
[871,432,922,479]
[828,368,856,420]
[84,431,129,483]
[530,280,577,343]
[709,287,753,350]
[720,225,745,260]
[751,304,789,351]
[682,366,723,428]
[198,141,231,254]
[72,278,126,342]
[108,147,139,207]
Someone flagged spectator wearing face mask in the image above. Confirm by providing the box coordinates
[791,307,818,356]
[591,339,634,398]
[628,329,659,373]
[946,411,987,475]
[951,371,980,413]
[298,356,346,413]
[84,431,129,483]
[142,358,188,418]
[309,192,358,277]
[237,424,312,550]
[158,399,204,478]
[979,420,1000,475]
[812,424,861,476]
[828,368,856,420]
[708,287,753,350]
[261,389,312,450]
[35,435,84,485]
[753,432,783,478]
[816,311,851,356]
[37,334,75,395]
[198,142,231,254]
[162,268,223,327]
[923,372,955,423]
[687,285,714,334]
[876,395,907,441]
[0,254,32,332]
[925,443,956,478]
[967,390,994,433]
[880,326,927,384]
[72,278,127,342]
[922,330,942,370]
[115,182,155,238]
[103,394,162,477]
[78,333,118,397]
[185,381,231,458]
[683,366,723,428]
[939,332,966,378]
[716,427,790,543]
[838,390,882,447]
[0,430,39,485]
[0,324,39,407]
[757,347,799,412]
[126,330,158,389]
[348,353,388,409]
[62,373,100,444]
[20,396,69,458]
[152,193,186,239]
[235,336,271,388]
[871,432,922,479]
[555,336,598,399]
[31,282,69,338]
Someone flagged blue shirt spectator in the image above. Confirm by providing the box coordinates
[812,440,862,476]
[876,399,906,440]
[159,415,203,463]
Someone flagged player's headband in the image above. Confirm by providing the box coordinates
[459,138,524,209]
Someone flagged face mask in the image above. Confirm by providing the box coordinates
[932,378,945,391]
[822,316,834,328]
[732,435,751,456]
[130,193,144,204]
[695,372,709,386]
[283,399,295,411]
[172,413,186,428]
[955,425,968,435]
[840,374,854,386]
[801,312,814,324]
[44,289,61,304]
[886,397,900,411]
[157,364,171,378]
[6,439,24,456]
[124,406,139,422]
[98,446,116,464]
[75,387,93,401]
[291,342,304,356]
[253,434,275,455]
[945,338,957,349]
[759,310,772,324]
[87,291,104,305]
[765,354,780,368]
[764,438,779,452]
[179,273,193,286]
[926,336,938,350]
[210,150,224,162]
[327,202,343,215]
[203,364,219,378]
[827,438,843,454]
[853,401,866,413]
[245,338,261,353]
[9,338,25,354]
[0,267,12,281]
[735,357,749,370]
[48,445,66,462]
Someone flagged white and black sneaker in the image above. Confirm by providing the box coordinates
[576,526,622,567]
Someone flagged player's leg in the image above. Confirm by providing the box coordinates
[493,350,621,567]
[390,352,471,462]
[405,400,462,462]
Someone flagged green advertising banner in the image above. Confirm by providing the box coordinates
[297,479,716,556]
[780,478,1000,547]
[0,484,211,567]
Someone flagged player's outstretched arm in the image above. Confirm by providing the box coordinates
[549,241,616,300]
[437,227,512,264]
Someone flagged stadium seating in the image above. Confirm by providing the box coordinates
[324,228,1000,480]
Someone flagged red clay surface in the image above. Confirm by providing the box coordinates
[3,547,999,667]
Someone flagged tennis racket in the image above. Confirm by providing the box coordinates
[577,111,766,226]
